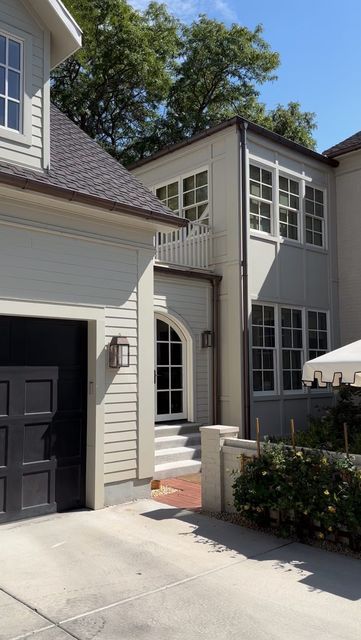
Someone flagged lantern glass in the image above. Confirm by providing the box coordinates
[108,337,130,368]
[201,330,213,348]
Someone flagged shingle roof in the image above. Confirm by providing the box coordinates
[323,131,361,158]
[0,104,184,226]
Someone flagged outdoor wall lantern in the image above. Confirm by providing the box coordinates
[201,330,213,348]
[108,336,130,368]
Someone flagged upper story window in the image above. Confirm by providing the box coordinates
[0,33,22,133]
[305,186,324,247]
[182,170,208,223]
[154,169,209,224]
[156,181,179,214]
[249,165,273,233]
[279,176,300,241]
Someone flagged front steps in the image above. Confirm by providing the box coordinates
[154,422,202,480]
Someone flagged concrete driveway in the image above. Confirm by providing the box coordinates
[1,500,360,640]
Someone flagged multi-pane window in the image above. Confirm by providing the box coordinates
[182,170,208,222]
[252,304,276,392]
[281,308,303,390]
[305,186,324,247]
[0,33,22,132]
[279,176,300,240]
[308,311,328,359]
[249,165,273,233]
[156,182,179,214]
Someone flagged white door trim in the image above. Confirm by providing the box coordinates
[154,310,194,423]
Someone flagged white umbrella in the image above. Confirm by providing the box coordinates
[303,339,361,388]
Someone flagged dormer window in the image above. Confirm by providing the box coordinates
[0,33,22,133]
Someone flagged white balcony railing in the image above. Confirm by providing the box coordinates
[155,222,210,270]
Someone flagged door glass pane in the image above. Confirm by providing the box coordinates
[8,101,19,130]
[171,391,183,413]
[0,37,5,64]
[0,97,4,126]
[157,367,169,390]
[157,343,169,365]
[157,391,169,415]
[171,342,182,365]
[8,70,20,100]
[170,327,181,342]
[157,320,169,341]
[0,67,4,95]
[171,367,182,389]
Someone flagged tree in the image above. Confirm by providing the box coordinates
[52,1,317,164]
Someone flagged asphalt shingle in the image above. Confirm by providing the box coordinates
[324,131,361,158]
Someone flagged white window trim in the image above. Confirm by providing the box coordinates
[153,165,210,224]
[0,21,32,146]
[278,173,302,245]
[304,182,328,251]
[251,301,279,397]
[280,304,307,395]
[249,161,276,238]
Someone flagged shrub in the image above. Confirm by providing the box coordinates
[232,443,361,547]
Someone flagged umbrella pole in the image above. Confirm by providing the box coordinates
[256,418,261,458]
[343,422,349,457]
[290,418,296,452]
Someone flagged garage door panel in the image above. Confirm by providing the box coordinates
[58,374,83,412]
[53,418,82,460]
[0,381,9,416]
[22,470,52,508]
[0,477,5,512]
[0,426,7,467]
[23,422,52,464]
[24,379,55,415]
[56,465,82,510]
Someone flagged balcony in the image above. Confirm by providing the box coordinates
[155,221,211,270]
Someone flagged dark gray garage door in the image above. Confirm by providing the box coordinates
[0,317,87,523]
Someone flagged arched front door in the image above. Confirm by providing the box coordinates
[155,316,187,421]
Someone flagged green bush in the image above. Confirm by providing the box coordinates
[270,386,361,453]
[232,443,361,547]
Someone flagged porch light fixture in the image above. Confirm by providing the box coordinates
[108,336,130,368]
[201,330,213,348]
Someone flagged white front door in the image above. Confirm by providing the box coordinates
[155,317,186,422]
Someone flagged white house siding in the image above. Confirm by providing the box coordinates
[334,150,361,346]
[154,273,212,425]
[0,191,157,502]
[0,0,47,169]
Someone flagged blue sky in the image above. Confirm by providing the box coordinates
[129,0,361,152]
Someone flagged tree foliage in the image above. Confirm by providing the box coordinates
[52,0,317,164]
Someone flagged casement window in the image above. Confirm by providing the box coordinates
[252,304,276,392]
[281,308,303,391]
[308,311,328,359]
[182,170,208,223]
[0,33,22,132]
[156,181,179,214]
[249,165,273,233]
[305,186,325,247]
[279,176,300,241]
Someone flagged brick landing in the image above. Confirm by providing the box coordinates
[152,475,201,510]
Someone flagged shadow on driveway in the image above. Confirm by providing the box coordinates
[141,506,361,601]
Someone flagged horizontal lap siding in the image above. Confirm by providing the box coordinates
[154,275,211,424]
[0,223,139,484]
[1,0,44,167]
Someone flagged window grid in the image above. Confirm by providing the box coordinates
[281,308,303,391]
[279,176,300,241]
[252,304,276,393]
[249,165,273,233]
[156,181,179,214]
[305,186,324,247]
[182,170,209,223]
[308,311,328,360]
[0,33,22,132]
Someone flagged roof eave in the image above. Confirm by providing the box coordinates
[0,171,187,229]
[27,0,82,69]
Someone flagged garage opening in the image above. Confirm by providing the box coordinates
[0,316,88,523]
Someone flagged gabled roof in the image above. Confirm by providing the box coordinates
[27,0,82,68]
[129,116,338,170]
[0,105,184,227]
[323,131,361,158]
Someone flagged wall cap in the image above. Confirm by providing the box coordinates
[200,425,239,436]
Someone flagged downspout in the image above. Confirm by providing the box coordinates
[239,122,251,439]
[212,276,221,424]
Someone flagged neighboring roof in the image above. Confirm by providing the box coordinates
[129,116,338,170]
[0,105,185,227]
[323,131,361,158]
[27,0,82,68]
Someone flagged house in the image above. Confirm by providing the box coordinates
[0,0,184,523]
[132,118,341,445]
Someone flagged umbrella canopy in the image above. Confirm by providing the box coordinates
[303,339,361,387]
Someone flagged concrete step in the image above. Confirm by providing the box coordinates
[154,459,202,480]
[155,433,201,450]
[154,422,201,438]
[155,445,201,464]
